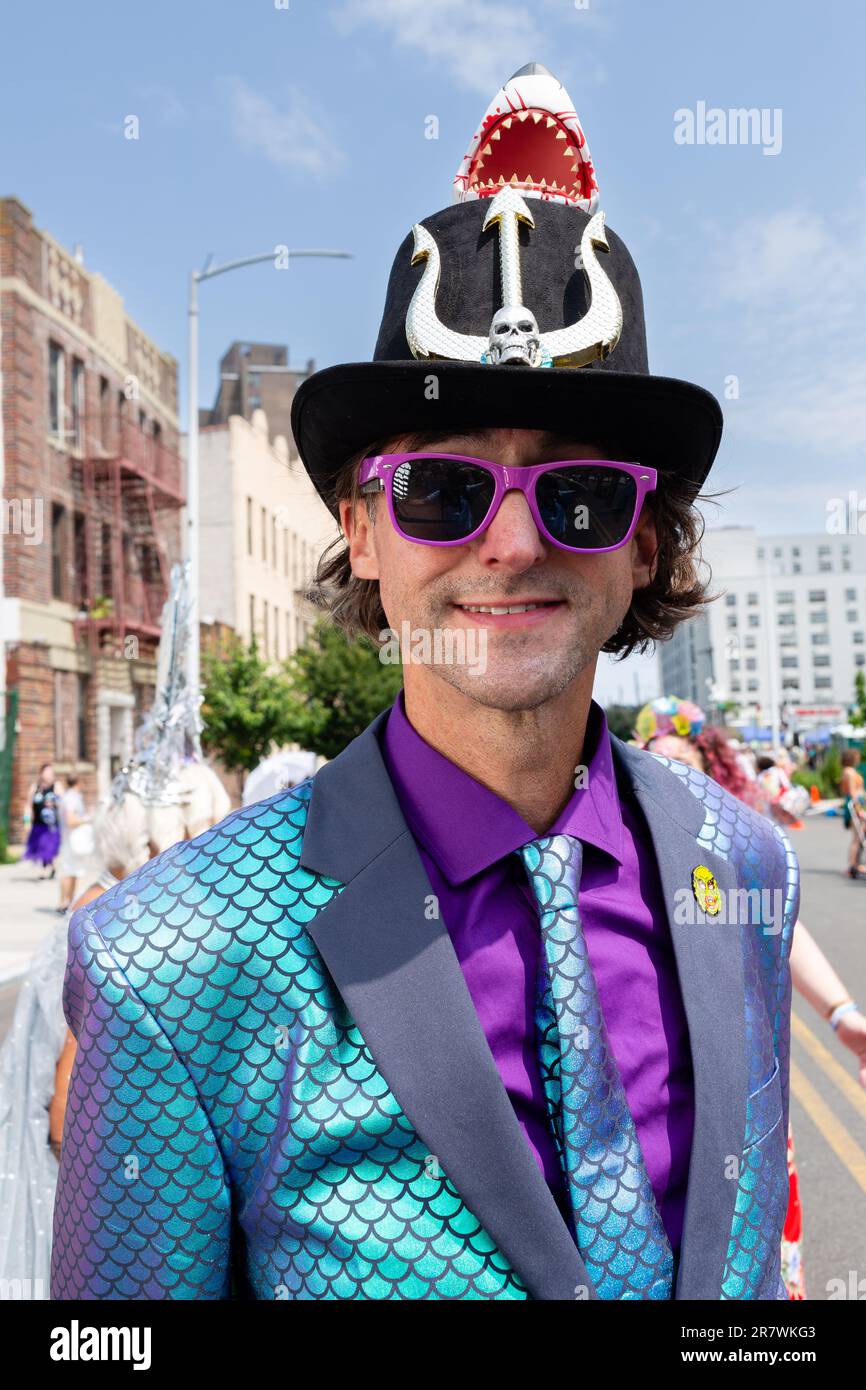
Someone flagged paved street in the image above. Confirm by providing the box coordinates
[0,814,864,1298]
[787,813,866,1300]
[0,854,65,986]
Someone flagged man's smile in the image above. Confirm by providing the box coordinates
[451,597,567,628]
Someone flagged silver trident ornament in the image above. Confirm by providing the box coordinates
[405,187,623,369]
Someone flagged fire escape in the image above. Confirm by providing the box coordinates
[72,410,185,657]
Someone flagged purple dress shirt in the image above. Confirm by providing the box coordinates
[379,692,696,1254]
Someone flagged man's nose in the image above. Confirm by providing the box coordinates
[474,487,547,568]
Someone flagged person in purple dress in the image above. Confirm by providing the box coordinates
[22,764,61,877]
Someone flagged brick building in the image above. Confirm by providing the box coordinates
[0,196,184,839]
[199,340,314,445]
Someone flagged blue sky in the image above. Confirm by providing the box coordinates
[2,0,863,702]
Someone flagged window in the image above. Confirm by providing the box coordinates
[731,681,742,693]
[781,657,798,669]
[809,610,828,624]
[845,588,857,601]
[726,614,737,630]
[817,546,831,556]
[777,591,795,604]
[793,563,801,574]
[811,631,829,646]
[854,632,865,645]
[246,497,253,556]
[725,593,737,606]
[730,659,740,671]
[856,653,866,668]
[744,635,757,650]
[819,561,833,573]
[748,614,760,628]
[779,632,797,647]
[792,547,800,557]
[773,547,782,558]
[746,658,757,670]
[782,677,800,690]
[263,599,269,654]
[51,502,65,599]
[73,511,87,607]
[808,590,827,603]
[747,592,759,606]
[847,610,858,622]
[71,359,84,449]
[283,528,289,577]
[99,375,111,447]
[272,515,277,568]
[814,676,833,689]
[48,341,64,436]
[249,593,255,640]
[777,612,795,626]
[77,674,90,761]
[813,654,830,668]
[747,679,759,691]
[261,507,267,562]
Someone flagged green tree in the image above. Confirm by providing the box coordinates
[853,670,866,729]
[285,620,403,761]
[201,637,300,774]
[603,703,641,743]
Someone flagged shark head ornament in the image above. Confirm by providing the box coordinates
[453,61,600,211]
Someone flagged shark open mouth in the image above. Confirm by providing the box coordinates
[454,62,600,212]
[465,107,595,201]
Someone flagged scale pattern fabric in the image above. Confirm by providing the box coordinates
[654,755,797,1301]
[51,784,528,1300]
[520,833,674,1299]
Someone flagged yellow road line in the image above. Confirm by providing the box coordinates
[789,1060,866,1195]
[791,1010,866,1122]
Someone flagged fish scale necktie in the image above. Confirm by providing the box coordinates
[519,832,674,1300]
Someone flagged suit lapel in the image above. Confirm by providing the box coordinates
[611,739,749,1300]
[300,713,596,1301]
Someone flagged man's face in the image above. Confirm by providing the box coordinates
[340,427,658,712]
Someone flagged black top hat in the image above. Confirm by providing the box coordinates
[292,68,722,519]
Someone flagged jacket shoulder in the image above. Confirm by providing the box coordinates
[71,778,335,987]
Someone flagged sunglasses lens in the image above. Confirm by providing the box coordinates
[391,458,495,542]
[535,466,638,549]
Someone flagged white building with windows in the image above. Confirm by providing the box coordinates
[197,409,336,660]
[661,527,866,728]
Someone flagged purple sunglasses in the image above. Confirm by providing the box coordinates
[358,452,657,554]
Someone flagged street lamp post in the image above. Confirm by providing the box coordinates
[185,248,352,698]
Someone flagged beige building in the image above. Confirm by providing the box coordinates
[197,408,336,659]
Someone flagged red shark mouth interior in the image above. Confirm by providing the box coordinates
[467,108,593,201]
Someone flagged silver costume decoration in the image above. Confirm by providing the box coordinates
[405,188,623,369]
[110,560,203,809]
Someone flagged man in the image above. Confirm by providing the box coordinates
[52,64,795,1301]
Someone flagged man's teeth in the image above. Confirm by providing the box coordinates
[460,602,551,614]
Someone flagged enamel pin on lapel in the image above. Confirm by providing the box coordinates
[692,865,721,916]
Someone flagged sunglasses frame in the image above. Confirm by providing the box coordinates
[357,452,658,554]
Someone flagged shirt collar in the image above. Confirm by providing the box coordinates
[379,690,624,886]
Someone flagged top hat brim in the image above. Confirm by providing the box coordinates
[291,359,723,520]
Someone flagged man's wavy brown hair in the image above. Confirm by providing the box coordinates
[314,429,713,659]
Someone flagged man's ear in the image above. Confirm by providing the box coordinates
[339,497,381,581]
[631,504,659,590]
